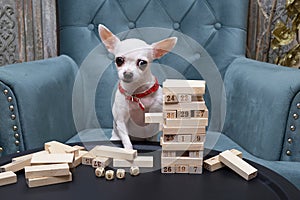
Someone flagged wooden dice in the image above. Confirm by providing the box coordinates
[116,169,126,179]
[130,166,140,176]
[95,167,105,177]
[105,170,114,181]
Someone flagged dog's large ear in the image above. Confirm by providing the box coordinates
[98,24,120,54]
[151,37,177,59]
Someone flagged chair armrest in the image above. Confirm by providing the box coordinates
[0,55,78,156]
[223,57,300,161]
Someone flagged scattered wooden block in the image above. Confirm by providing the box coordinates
[31,153,74,165]
[95,167,105,178]
[26,172,72,188]
[164,102,206,111]
[0,157,31,173]
[45,141,79,157]
[113,156,153,168]
[160,139,204,151]
[165,118,208,127]
[82,152,96,166]
[161,157,203,166]
[105,170,114,181]
[163,126,206,135]
[163,79,206,95]
[219,150,257,181]
[203,149,242,172]
[130,166,140,176]
[145,113,163,124]
[25,164,70,179]
[92,157,112,168]
[0,171,17,187]
[161,165,175,173]
[90,145,137,161]
[175,165,189,173]
[189,165,203,174]
[116,169,126,179]
[71,150,88,168]
[12,150,48,162]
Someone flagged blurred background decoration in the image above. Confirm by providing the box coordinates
[247,0,300,68]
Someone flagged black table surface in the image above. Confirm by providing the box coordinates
[0,141,299,200]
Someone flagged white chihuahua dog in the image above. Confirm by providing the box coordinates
[98,25,177,149]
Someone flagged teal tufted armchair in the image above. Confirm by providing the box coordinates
[1,0,300,189]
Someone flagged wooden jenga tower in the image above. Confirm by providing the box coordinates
[160,79,208,174]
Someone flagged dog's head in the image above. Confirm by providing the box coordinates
[99,25,177,84]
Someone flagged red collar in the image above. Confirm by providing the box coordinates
[118,77,160,111]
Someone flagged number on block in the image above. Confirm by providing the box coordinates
[163,135,177,142]
[175,165,189,173]
[165,111,177,119]
[165,94,178,104]
[178,94,192,103]
[162,166,175,173]
[189,165,203,174]
[191,110,205,118]
[177,135,192,142]
[177,110,191,118]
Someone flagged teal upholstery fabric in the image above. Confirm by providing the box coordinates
[0,56,78,156]
[223,57,300,161]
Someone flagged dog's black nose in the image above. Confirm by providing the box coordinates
[123,72,133,80]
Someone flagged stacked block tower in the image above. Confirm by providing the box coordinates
[160,79,208,174]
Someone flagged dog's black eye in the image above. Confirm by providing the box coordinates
[137,59,148,70]
[115,57,125,67]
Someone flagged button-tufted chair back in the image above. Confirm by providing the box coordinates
[57,0,249,131]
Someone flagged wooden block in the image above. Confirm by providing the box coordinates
[105,170,114,181]
[25,164,70,179]
[203,149,242,172]
[161,165,175,173]
[160,139,204,151]
[45,141,79,157]
[82,152,96,166]
[27,172,72,188]
[164,94,178,104]
[191,110,209,118]
[163,79,206,95]
[177,110,191,118]
[31,153,74,165]
[165,118,208,127]
[0,157,31,173]
[92,157,112,168]
[177,135,192,142]
[113,156,153,168]
[177,94,192,103]
[90,145,137,161]
[71,150,88,168]
[116,169,126,179]
[12,150,48,162]
[163,126,206,135]
[130,166,140,176]
[162,151,176,157]
[191,134,206,142]
[189,165,203,174]
[0,171,17,187]
[163,135,177,142]
[175,165,189,173]
[164,102,206,111]
[95,167,105,177]
[145,113,163,124]
[161,157,203,166]
[189,151,204,158]
[73,145,86,151]
[192,95,204,102]
[164,111,177,119]
[219,150,257,181]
